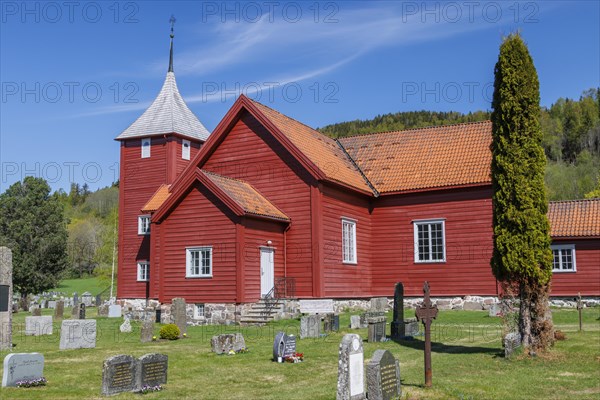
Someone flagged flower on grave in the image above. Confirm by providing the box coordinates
[183,333,187,338]
[284,352,304,363]
[16,377,47,388]
[238,347,249,353]
[136,384,163,394]
[152,336,157,341]
[228,349,236,355]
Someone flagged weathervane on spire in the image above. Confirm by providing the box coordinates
[168,15,176,73]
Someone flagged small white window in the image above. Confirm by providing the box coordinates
[138,215,150,235]
[413,219,446,263]
[186,246,213,278]
[551,245,576,272]
[194,303,205,319]
[182,139,191,160]
[341,218,357,264]
[141,138,151,158]
[137,262,149,282]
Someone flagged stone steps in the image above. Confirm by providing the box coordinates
[240,299,283,325]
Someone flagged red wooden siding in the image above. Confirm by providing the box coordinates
[370,186,497,297]
[550,239,600,296]
[159,182,238,303]
[118,137,169,299]
[321,184,373,297]
[202,112,317,297]
[243,218,285,302]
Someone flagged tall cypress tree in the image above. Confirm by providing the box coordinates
[491,33,554,352]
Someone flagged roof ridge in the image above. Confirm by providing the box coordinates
[339,120,492,140]
[201,169,249,185]
[549,198,599,204]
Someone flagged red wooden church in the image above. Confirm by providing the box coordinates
[115,37,600,315]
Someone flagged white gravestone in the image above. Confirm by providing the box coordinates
[108,304,122,318]
[59,320,97,350]
[2,353,44,387]
[337,334,365,400]
[25,316,53,336]
[299,299,334,314]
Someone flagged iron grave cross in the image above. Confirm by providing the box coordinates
[415,281,438,387]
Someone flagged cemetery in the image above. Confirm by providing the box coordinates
[0,300,598,399]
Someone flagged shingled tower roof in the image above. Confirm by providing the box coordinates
[115,18,209,141]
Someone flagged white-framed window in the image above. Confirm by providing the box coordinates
[137,261,149,282]
[141,137,151,158]
[413,219,446,263]
[551,244,576,272]
[186,246,213,278]
[194,303,205,319]
[182,139,191,160]
[341,218,357,264]
[138,215,151,235]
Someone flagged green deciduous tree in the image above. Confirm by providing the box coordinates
[0,177,68,303]
[490,33,554,353]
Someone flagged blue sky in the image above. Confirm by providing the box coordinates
[1,1,598,192]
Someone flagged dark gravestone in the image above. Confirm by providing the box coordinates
[78,303,86,319]
[324,314,340,332]
[138,353,168,389]
[96,294,102,307]
[73,292,78,305]
[55,300,64,319]
[367,350,401,400]
[273,332,297,361]
[390,282,404,339]
[101,354,137,396]
[367,316,386,343]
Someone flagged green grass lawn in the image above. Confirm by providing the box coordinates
[48,277,111,296]
[1,308,598,399]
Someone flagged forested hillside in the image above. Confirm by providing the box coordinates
[319,88,600,200]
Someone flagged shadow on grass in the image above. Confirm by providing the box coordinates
[392,337,504,357]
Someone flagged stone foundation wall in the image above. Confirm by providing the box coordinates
[115,296,600,325]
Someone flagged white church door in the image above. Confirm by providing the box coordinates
[260,247,275,297]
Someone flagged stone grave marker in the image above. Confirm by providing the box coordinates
[55,300,64,319]
[138,353,168,388]
[2,353,44,387]
[503,332,522,358]
[300,314,320,339]
[324,313,340,332]
[366,350,401,400]
[403,318,419,336]
[78,303,86,319]
[73,292,78,305]
[337,334,365,400]
[25,316,53,336]
[370,297,388,312]
[120,317,132,333]
[0,247,13,350]
[367,316,386,343]
[391,282,405,338]
[95,294,102,307]
[101,354,138,396]
[31,307,42,316]
[350,315,362,329]
[98,304,109,317]
[59,319,97,350]
[141,320,154,343]
[211,333,246,354]
[48,300,56,309]
[81,292,93,307]
[172,298,187,337]
[273,332,297,361]
[108,304,122,318]
[299,299,334,314]
[488,303,501,317]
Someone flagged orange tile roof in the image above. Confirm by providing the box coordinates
[249,100,372,193]
[338,121,492,193]
[142,184,171,213]
[201,170,290,221]
[548,199,600,238]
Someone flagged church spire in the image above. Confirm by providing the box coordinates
[168,15,176,73]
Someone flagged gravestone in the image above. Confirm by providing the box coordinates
[108,304,122,318]
[503,332,522,358]
[337,334,365,400]
[415,281,438,387]
[350,315,362,329]
[370,297,388,312]
[171,298,187,337]
[390,282,405,339]
[367,316,386,342]
[273,332,297,361]
[95,294,102,307]
[324,314,340,332]
[71,303,79,319]
[0,247,13,350]
[488,303,501,317]
[32,307,42,317]
[101,354,138,396]
[403,318,419,336]
[2,353,44,387]
[81,292,93,307]
[73,292,78,305]
[59,319,97,350]
[138,353,168,388]
[43,299,49,308]
[211,333,246,354]
[55,300,64,319]
[78,303,86,319]
[141,320,154,343]
[48,300,56,309]
[120,317,132,333]
[25,316,53,336]
[98,304,109,317]
[299,299,334,314]
[366,350,401,400]
[300,314,321,339]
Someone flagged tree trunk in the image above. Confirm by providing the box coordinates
[519,280,555,353]
[519,282,532,348]
[20,292,29,312]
